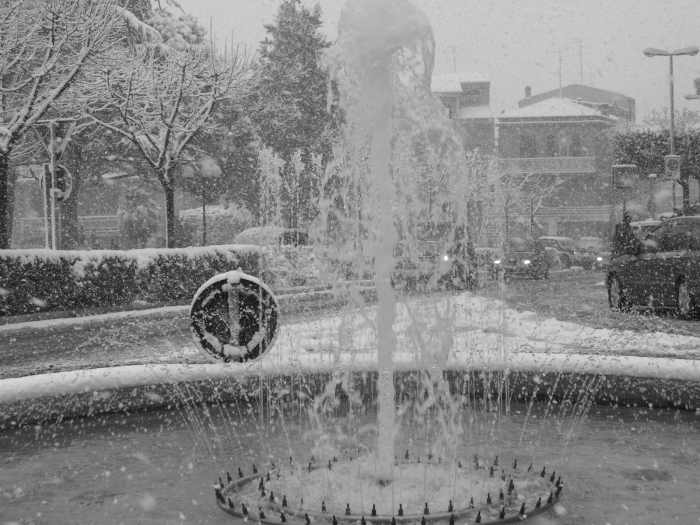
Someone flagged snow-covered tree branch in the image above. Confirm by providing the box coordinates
[84,20,255,247]
[0,0,151,248]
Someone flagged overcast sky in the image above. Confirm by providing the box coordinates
[178,0,700,120]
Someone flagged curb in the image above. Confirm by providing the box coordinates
[0,280,377,327]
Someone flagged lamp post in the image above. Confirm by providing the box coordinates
[644,46,698,211]
[182,158,222,246]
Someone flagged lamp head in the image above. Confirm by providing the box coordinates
[643,47,669,57]
[671,46,699,56]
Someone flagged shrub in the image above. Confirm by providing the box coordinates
[180,204,253,246]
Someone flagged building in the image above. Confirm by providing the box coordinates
[519,84,636,122]
[497,95,620,238]
[432,73,495,153]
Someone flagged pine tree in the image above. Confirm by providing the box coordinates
[252,0,340,228]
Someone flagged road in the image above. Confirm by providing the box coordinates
[0,303,355,380]
[484,269,700,337]
[3,270,700,380]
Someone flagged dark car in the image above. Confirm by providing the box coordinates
[607,216,700,316]
[494,238,549,280]
[391,223,475,292]
[538,236,596,269]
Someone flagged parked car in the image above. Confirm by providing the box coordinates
[607,216,700,316]
[579,236,603,253]
[493,238,549,280]
[538,236,596,269]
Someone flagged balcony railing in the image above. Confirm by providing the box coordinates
[500,157,597,174]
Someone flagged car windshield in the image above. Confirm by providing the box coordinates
[507,238,536,252]
[3,3,700,525]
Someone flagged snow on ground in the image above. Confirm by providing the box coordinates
[271,292,700,359]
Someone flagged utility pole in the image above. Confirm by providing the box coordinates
[559,51,562,97]
[572,38,586,84]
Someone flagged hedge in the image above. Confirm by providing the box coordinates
[0,245,261,317]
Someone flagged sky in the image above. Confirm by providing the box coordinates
[176,0,700,120]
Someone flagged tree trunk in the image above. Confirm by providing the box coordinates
[0,151,9,249]
[679,177,690,214]
[60,142,82,249]
[164,179,175,248]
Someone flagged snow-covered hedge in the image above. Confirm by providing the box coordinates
[0,245,260,317]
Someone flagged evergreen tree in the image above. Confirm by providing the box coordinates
[252,0,340,228]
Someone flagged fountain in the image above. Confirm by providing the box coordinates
[1,1,700,525]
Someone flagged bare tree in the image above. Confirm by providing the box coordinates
[85,40,253,247]
[0,0,146,248]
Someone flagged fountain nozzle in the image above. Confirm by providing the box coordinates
[424,503,430,515]
[476,510,482,523]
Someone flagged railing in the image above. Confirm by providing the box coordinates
[499,157,597,174]
[19,216,119,235]
[508,205,615,223]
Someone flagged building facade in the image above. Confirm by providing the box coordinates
[432,73,496,153]
[497,97,619,239]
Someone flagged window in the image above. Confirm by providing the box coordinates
[519,134,537,158]
[570,134,582,157]
[545,135,556,157]
[659,222,690,252]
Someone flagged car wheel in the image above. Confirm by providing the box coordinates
[677,278,696,318]
[608,275,630,312]
[560,254,571,269]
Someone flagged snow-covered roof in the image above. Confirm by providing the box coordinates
[431,73,489,93]
[500,98,612,119]
[455,105,493,120]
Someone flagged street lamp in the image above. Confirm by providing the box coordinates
[182,157,222,246]
[644,46,698,213]
[643,46,699,156]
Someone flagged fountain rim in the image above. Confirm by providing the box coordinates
[216,462,562,525]
[1,352,699,405]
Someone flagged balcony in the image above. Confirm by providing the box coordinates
[499,157,596,174]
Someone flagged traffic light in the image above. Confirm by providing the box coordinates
[43,164,73,202]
